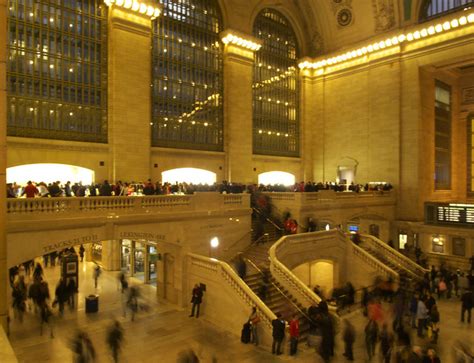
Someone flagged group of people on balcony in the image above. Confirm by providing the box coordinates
[6,179,394,199]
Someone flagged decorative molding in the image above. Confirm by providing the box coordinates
[372,0,396,32]
[7,137,109,153]
[330,0,354,28]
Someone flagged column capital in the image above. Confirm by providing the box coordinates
[220,29,262,61]
[106,0,161,34]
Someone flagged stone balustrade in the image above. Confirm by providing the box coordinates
[263,190,395,204]
[187,253,275,345]
[6,192,250,220]
[360,234,430,278]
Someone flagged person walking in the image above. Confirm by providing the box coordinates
[67,278,77,309]
[342,319,355,361]
[289,313,300,356]
[11,275,27,323]
[79,245,85,262]
[460,289,473,323]
[106,320,124,363]
[93,264,101,289]
[54,277,68,316]
[416,297,429,337]
[70,330,96,363]
[189,284,203,318]
[248,307,260,346]
[365,319,378,361]
[379,323,393,363]
[271,313,285,355]
[126,286,140,322]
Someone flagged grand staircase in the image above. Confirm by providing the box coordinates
[357,234,428,290]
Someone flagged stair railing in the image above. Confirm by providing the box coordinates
[252,207,284,232]
[268,232,332,310]
[360,234,430,278]
[351,241,399,281]
[244,257,312,322]
[188,253,276,330]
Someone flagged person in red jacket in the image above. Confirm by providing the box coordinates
[289,313,299,355]
[23,181,39,198]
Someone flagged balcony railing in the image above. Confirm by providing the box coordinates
[6,193,250,219]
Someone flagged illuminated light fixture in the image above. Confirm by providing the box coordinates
[298,12,474,71]
[220,30,262,51]
[104,0,161,19]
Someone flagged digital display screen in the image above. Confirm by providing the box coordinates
[426,202,474,227]
[348,225,359,232]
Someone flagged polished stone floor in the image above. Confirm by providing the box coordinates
[6,259,474,362]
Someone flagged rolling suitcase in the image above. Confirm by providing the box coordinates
[241,322,251,344]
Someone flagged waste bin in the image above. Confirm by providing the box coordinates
[85,294,99,313]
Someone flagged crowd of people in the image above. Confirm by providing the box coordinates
[8,246,151,362]
[6,179,393,199]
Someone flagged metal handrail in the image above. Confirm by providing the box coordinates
[243,257,312,323]
[223,230,252,252]
[252,207,284,232]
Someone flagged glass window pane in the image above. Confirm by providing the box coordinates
[151,0,223,151]
[252,9,300,157]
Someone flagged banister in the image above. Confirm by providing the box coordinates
[188,253,276,328]
[252,208,284,232]
[351,242,399,280]
[360,234,429,277]
[243,257,312,322]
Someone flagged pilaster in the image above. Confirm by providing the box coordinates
[221,31,261,183]
[107,5,155,182]
[0,0,7,331]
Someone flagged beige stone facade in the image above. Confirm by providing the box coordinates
[3,1,474,325]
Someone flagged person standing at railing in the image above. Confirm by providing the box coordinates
[189,284,203,318]
[271,312,286,355]
[22,181,39,198]
[289,313,300,356]
[248,307,260,346]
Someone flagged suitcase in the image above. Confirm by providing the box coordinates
[241,322,251,344]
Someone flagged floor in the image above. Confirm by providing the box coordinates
[6,259,474,363]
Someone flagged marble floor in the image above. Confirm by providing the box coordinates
[6,259,474,363]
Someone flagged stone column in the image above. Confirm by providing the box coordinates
[300,70,314,181]
[107,6,153,182]
[222,33,260,183]
[0,0,7,331]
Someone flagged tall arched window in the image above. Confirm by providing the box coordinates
[253,9,299,157]
[7,0,108,142]
[152,0,223,151]
[420,0,474,20]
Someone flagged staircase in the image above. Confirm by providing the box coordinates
[244,269,311,342]
[358,236,426,290]
[251,208,283,244]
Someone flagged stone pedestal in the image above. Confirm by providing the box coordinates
[108,7,152,182]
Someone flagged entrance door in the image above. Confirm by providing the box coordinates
[134,242,145,281]
[164,253,176,303]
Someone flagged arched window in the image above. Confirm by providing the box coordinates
[419,0,474,20]
[253,9,299,157]
[152,0,223,151]
[6,0,108,142]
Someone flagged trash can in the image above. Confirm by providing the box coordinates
[85,294,99,313]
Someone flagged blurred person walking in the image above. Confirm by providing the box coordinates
[93,264,101,289]
[289,313,300,356]
[365,319,378,361]
[70,330,96,363]
[342,319,355,361]
[106,320,124,363]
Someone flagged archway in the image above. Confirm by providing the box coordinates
[292,259,335,298]
[161,168,216,185]
[7,163,95,185]
[258,171,295,186]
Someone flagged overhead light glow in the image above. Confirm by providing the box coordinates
[258,171,295,186]
[298,12,474,70]
[104,0,161,19]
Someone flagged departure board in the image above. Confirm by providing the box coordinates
[425,202,474,227]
